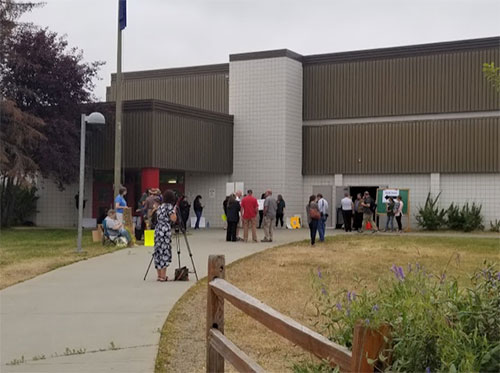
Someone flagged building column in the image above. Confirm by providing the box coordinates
[141,168,159,192]
[430,173,440,197]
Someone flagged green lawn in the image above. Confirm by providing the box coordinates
[0,228,124,289]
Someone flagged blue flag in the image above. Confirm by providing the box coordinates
[119,0,126,30]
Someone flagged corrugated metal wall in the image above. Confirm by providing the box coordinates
[151,111,233,173]
[303,117,500,174]
[90,108,233,174]
[303,48,500,120]
[107,72,229,113]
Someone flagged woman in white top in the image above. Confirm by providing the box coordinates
[394,195,404,232]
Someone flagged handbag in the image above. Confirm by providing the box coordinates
[310,208,321,220]
[174,266,189,281]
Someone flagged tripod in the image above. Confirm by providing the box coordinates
[173,225,199,281]
[143,216,199,281]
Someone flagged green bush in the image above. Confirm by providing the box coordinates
[416,193,446,230]
[490,220,500,233]
[297,263,500,372]
[447,203,484,232]
[0,178,39,227]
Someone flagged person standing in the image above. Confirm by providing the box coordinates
[395,195,404,232]
[154,190,177,282]
[226,194,240,242]
[360,191,377,233]
[341,192,353,232]
[235,190,243,240]
[114,186,127,223]
[316,193,329,242]
[353,193,364,232]
[275,194,286,228]
[306,195,320,245]
[240,189,259,242]
[178,195,190,230]
[193,195,203,229]
[258,193,266,228]
[385,196,395,232]
[261,190,277,242]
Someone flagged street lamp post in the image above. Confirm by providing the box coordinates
[77,112,106,253]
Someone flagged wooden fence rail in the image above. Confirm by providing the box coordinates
[206,255,389,373]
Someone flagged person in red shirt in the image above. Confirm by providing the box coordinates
[240,189,259,242]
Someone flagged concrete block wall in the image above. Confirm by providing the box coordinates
[229,56,303,219]
[303,173,500,230]
[34,175,93,227]
[439,174,500,226]
[184,173,229,228]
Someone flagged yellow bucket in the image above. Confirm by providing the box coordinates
[144,230,155,247]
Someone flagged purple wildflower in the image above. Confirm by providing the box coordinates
[346,308,351,317]
[416,262,421,271]
[497,272,500,281]
[391,265,405,281]
[336,303,342,311]
[347,291,356,302]
[425,367,431,373]
[317,267,322,279]
[365,318,370,325]
[372,304,379,312]
[440,273,446,284]
[321,287,327,295]
[397,266,405,281]
[408,263,412,273]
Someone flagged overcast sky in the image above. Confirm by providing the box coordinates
[23,0,500,101]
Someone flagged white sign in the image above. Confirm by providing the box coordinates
[235,182,244,194]
[208,188,216,199]
[258,199,265,211]
[382,189,399,202]
[226,182,235,196]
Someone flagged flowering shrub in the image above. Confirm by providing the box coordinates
[299,263,500,372]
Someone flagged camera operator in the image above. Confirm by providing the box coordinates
[153,190,177,282]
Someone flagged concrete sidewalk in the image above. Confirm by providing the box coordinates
[0,228,308,372]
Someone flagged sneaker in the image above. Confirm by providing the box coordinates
[261,238,270,242]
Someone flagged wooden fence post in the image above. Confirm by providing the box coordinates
[207,255,226,373]
[351,322,391,372]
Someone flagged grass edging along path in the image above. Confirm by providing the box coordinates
[0,228,125,289]
[155,234,499,373]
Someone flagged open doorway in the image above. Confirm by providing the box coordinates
[347,186,380,229]
[349,186,378,201]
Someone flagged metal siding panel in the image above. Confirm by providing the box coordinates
[302,117,498,174]
[303,47,500,120]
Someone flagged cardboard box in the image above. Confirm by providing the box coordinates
[92,227,103,242]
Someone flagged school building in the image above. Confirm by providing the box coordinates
[34,36,500,229]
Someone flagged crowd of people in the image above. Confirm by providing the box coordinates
[106,185,404,280]
[222,189,287,243]
[305,191,404,245]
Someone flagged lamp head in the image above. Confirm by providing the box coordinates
[86,112,106,125]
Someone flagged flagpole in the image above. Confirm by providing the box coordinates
[114,0,123,198]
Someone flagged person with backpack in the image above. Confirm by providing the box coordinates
[384,196,396,232]
[306,195,320,245]
[360,191,378,233]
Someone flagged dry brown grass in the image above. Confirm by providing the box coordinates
[155,234,500,373]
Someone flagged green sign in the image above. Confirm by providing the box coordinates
[376,189,410,215]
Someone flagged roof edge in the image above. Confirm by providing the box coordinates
[105,99,234,125]
[229,49,303,63]
[303,36,500,65]
[111,63,229,81]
